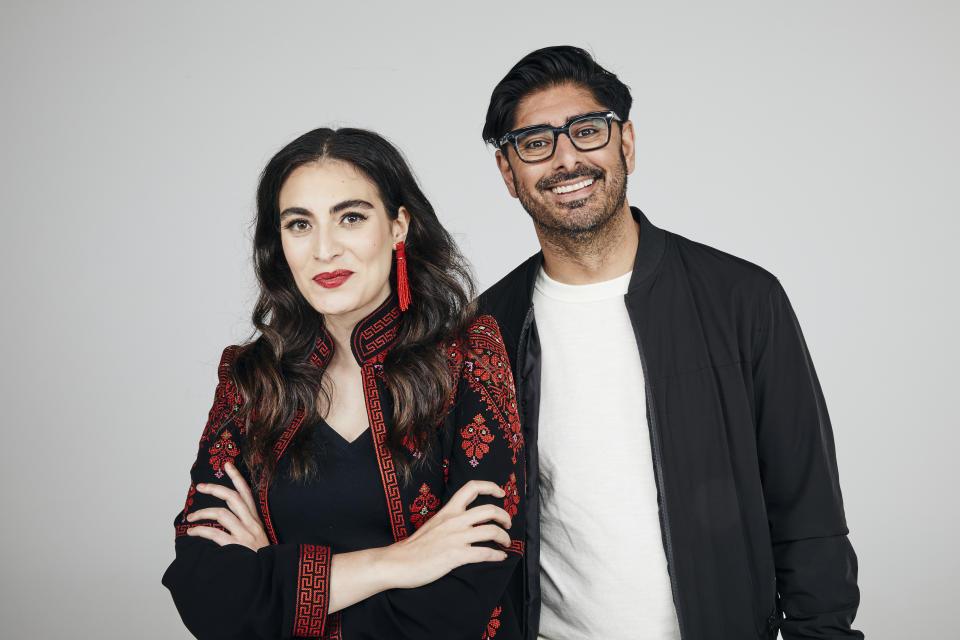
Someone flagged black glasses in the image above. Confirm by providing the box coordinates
[493,110,621,163]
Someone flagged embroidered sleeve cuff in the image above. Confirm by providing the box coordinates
[293,544,332,637]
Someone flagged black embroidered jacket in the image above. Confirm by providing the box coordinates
[162,295,526,639]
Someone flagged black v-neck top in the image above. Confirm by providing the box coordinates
[269,420,394,552]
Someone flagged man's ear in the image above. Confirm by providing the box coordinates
[620,120,636,175]
[393,206,411,244]
[495,149,519,199]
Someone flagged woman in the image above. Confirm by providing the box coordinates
[162,128,525,639]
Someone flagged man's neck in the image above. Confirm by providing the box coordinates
[536,204,639,285]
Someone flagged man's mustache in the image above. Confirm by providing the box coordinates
[536,167,604,191]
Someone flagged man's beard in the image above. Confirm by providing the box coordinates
[513,152,628,242]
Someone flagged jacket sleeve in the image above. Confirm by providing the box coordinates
[752,281,863,639]
[333,316,526,639]
[162,346,332,640]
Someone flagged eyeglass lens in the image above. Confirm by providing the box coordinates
[515,115,611,161]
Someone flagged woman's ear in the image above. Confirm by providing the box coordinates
[393,206,411,245]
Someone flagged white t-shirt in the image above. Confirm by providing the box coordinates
[533,267,681,640]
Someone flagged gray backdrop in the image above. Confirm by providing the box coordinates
[1,1,956,638]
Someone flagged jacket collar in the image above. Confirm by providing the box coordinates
[626,206,667,293]
[535,206,664,296]
[477,207,666,369]
[310,293,402,370]
[481,206,665,308]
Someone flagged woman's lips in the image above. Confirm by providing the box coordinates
[313,269,353,288]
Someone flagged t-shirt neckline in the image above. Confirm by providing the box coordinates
[534,266,632,303]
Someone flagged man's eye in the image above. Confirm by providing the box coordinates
[523,139,549,150]
[575,127,599,137]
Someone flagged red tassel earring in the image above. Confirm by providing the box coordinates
[395,241,411,311]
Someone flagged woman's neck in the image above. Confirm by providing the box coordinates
[321,289,392,366]
[323,315,358,368]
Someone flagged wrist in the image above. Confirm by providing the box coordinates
[376,540,412,590]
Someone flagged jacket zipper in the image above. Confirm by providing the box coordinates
[516,305,536,640]
[629,308,687,640]
[516,305,536,442]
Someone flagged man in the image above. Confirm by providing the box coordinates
[477,46,862,640]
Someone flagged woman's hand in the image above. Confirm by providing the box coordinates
[186,461,270,552]
[385,480,513,590]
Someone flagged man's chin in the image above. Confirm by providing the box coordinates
[520,191,617,235]
[534,210,611,235]
[559,197,589,210]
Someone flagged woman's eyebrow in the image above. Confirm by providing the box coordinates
[331,199,374,214]
[279,206,313,219]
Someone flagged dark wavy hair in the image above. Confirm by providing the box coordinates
[232,128,476,485]
[482,45,633,146]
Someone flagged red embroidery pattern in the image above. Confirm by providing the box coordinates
[175,521,229,537]
[481,606,502,639]
[177,347,247,534]
[207,429,239,478]
[461,414,495,467]
[462,318,524,464]
[502,473,520,518]
[257,407,307,544]
[363,363,409,541]
[310,332,333,370]
[179,483,197,525]
[442,458,450,485]
[473,398,521,461]
[410,483,440,530]
[322,613,342,639]
[293,544,331,637]
[352,296,401,362]
[507,539,525,555]
[176,483,230,536]
[402,430,426,460]
[472,350,507,385]
[445,337,466,373]
[199,346,246,447]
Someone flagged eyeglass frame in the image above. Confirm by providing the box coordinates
[491,110,622,163]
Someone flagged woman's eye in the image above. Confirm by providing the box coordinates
[283,218,311,233]
[341,212,368,225]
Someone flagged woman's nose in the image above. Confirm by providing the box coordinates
[312,228,342,262]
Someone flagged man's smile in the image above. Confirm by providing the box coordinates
[547,176,599,204]
[551,177,595,194]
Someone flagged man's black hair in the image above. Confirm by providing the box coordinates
[482,45,633,146]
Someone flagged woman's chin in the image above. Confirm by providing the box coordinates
[308,292,383,322]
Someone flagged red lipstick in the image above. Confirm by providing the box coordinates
[313,269,353,288]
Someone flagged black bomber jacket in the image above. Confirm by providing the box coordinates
[478,208,863,640]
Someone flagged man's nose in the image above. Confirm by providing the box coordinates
[550,132,581,171]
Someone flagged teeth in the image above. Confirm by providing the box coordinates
[552,178,595,194]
